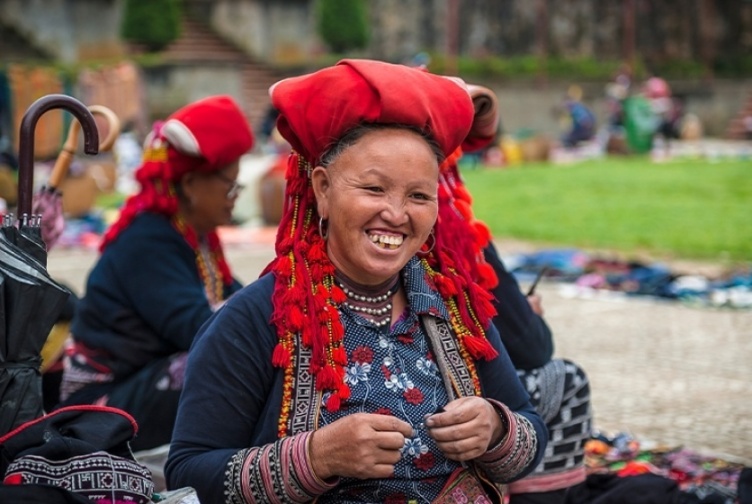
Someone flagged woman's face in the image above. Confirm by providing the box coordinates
[180,160,241,234]
[312,128,439,286]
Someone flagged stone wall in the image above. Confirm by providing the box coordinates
[139,64,245,122]
[210,0,320,65]
[0,0,124,63]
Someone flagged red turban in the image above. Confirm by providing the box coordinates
[270,59,475,163]
[101,95,253,262]
[161,94,254,177]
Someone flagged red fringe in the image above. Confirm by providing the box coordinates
[317,366,342,390]
[473,221,492,247]
[463,335,499,360]
[331,286,347,304]
[332,347,347,365]
[434,274,458,297]
[454,199,473,221]
[325,392,341,412]
[476,262,499,289]
[288,305,305,333]
[308,241,328,262]
[276,255,292,277]
[272,343,291,367]
[454,183,473,205]
[338,383,351,400]
[330,319,345,340]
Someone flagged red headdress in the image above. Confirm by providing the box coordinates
[101,95,254,289]
[437,84,501,292]
[267,60,499,435]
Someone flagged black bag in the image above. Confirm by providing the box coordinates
[0,405,154,503]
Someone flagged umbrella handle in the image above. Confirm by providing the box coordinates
[18,94,99,217]
[48,105,122,189]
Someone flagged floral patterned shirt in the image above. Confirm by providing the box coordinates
[319,258,461,503]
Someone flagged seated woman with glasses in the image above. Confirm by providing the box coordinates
[57,95,254,451]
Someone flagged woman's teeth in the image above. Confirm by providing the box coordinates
[369,233,403,249]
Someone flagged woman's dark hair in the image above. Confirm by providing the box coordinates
[319,123,445,167]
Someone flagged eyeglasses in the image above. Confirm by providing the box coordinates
[213,172,245,199]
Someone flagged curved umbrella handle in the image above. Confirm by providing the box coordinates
[48,105,121,188]
[18,94,100,217]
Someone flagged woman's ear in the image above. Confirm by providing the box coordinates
[177,172,198,206]
[311,165,331,219]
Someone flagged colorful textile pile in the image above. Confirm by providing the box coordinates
[585,432,749,503]
[506,249,752,309]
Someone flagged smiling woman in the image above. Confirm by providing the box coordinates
[313,127,440,286]
[166,60,547,504]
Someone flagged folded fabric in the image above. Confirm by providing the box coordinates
[0,405,154,503]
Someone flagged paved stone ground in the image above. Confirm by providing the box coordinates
[46,238,752,465]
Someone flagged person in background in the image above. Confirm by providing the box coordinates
[439,84,592,504]
[166,59,547,504]
[559,85,596,148]
[58,95,254,451]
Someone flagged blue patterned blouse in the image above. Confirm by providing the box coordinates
[320,258,458,502]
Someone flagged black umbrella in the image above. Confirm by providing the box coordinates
[0,94,99,436]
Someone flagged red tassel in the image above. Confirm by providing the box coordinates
[454,184,473,204]
[470,284,497,322]
[454,199,473,221]
[321,262,336,277]
[278,236,295,253]
[308,241,328,262]
[300,325,312,348]
[331,286,347,304]
[463,335,498,361]
[438,184,451,201]
[330,319,345,340]
[284,286,306,305]
[434,274,458,297]
[288,305,305,332]
[332,347,347,365]
[312,289,328,310]
[318,306,334,323]
[276,255,292,277]
[296,239,311,256]
[325,392,341,412]
[272,343,291,367]
[473,221,492,245]
[338,383,351,400]
[317,366,342,390]
[476,262,499,289]
[438,251,456,269]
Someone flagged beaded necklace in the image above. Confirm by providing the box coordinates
[335,271,400,328]
[196,242,224,306]
[172,214,224,306]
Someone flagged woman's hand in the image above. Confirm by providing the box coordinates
[309,413,414,480]
[526,293,544,316]
[426,397,505,461]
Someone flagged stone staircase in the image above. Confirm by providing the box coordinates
[725,90,752,140]
[138,17,283,136]
[0,19,52,62]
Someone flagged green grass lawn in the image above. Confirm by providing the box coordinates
[461,157,752,263]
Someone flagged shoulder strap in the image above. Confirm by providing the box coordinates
[421,315,478,400]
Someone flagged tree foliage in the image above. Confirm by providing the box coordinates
[316,0,369,53]
[121,0,182,52]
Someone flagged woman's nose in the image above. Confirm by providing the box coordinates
[381,197,409,224]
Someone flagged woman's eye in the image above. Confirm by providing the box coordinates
[411,192,431,201]
[364,186,383,193]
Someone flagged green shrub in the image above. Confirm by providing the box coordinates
[316,0,369,54]
[121,0,182,52]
